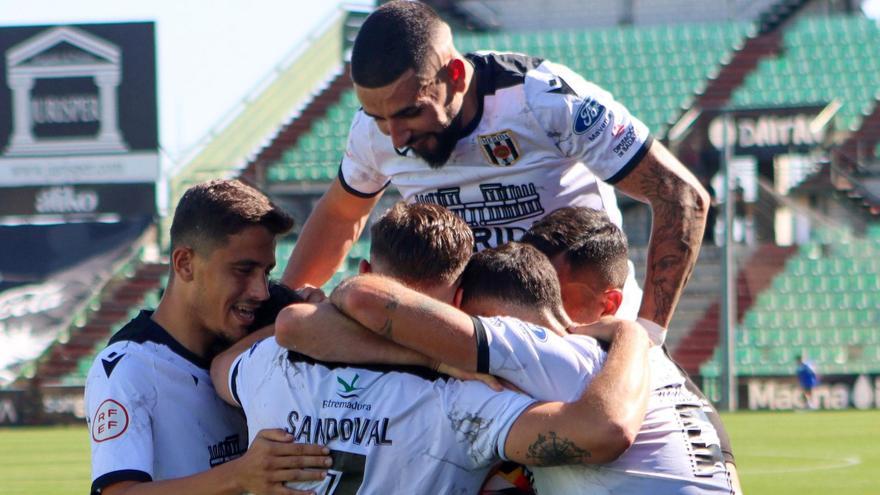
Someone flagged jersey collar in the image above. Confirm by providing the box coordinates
[109,310,212,369]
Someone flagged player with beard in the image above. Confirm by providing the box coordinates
[85,180,331,495]
[282,0,710,357]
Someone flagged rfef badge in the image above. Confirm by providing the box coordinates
[478,130,520,167]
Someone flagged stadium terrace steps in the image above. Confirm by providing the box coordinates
[728,15,880,133]
[696,31,782,109]
[700,229,880,378]
[673,244,797,374]
[32,262,167,386]
[241,65,352,183]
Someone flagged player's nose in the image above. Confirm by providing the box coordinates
[388,120,412,149]
[246,273,270,302]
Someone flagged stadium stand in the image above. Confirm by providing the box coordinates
[728,15,880,133]
[700,226,880,394]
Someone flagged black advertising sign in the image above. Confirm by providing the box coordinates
[703,105,830,159]
[0,183,154,217]
[0,23,158,217]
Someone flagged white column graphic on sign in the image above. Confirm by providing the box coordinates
[3,26,127,156]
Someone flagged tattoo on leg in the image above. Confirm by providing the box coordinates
[526,432,591,466]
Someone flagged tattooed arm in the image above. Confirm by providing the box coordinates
[274,301,435,367]
[613,140,709,329]
[330,273,480,370]
[504,319,651,465]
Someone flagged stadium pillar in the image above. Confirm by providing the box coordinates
[719,111,738,411]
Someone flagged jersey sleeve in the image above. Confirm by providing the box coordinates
[442,379,536,466]
[525,60,653,184]
[338,110,391,197]
[85,347,156,493]
[227,337,280,412]
[475,316,604,402]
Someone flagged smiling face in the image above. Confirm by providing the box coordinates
[188,225,276,343]
[356,67,465,168]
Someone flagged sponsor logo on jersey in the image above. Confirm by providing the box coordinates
[101,352,125,378]
[208,434,243,467]
[337,374,363,399]
[572,97,607,135]
[612,125,638,157]
[286,410,394,447]
[527,324,548,342]
[91,399,129,442]
[477,130,521,166]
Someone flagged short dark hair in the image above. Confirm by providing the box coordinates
[250,281,304,332]
[351,1,444,88]
[522,207,628,289]
[170,179,294,255]
[370,202,473,286]
[460,242,563,311]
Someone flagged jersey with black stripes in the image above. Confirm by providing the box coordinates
[475,316,733,494]
[229,337,536,495]
[340,51,649,320]
[84,311,247,494]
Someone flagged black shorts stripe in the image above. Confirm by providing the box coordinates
[605,134,654,185]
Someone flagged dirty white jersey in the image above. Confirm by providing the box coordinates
[228,337,536,494]
[340,52,651,321]
[84,311,247,494]
[475,316,733,494]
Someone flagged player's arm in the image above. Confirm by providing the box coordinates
[330,273,479,371]
[504,319,651,465]
[274,301,436,367]
[281,178,383,288]
[613,140,709,329]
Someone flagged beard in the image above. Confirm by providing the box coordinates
[410,109,465,169]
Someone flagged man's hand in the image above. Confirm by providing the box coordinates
[569,316,635,343]
[230,429,331,495]
[294,285,327,303]
[437,362,504,392]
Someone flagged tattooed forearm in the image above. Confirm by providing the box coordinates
[526,432,591,466]
[378,295,399,338]
[626,151,707,326]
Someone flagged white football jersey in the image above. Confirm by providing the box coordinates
[229,337,536,494]
[340,52,651,321]
[475,316,733,494]
[84,311,247,494]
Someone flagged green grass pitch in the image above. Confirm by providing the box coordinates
[1,410,878,494]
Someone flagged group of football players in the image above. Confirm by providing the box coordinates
[85,2,743,494]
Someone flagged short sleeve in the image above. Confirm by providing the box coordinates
[85,348,155,493]
[525,61,653,184]
[441,379,536,466]
[227,338,278,411]
[338,111,391,197]
[478,316,603,402]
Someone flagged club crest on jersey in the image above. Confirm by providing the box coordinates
[572,97,607,135]
[478,130,521,167]
[91,399,129,442]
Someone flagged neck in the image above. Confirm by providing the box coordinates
[150,283,213,359]
[493,303,567,337]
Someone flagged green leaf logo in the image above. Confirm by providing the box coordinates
[336,374,362,398]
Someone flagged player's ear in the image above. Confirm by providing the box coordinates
[359,259,372,274]
[446,58,467,93]
[601,288,623,316]
[452,286,464,309]
[172,246,196,283]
